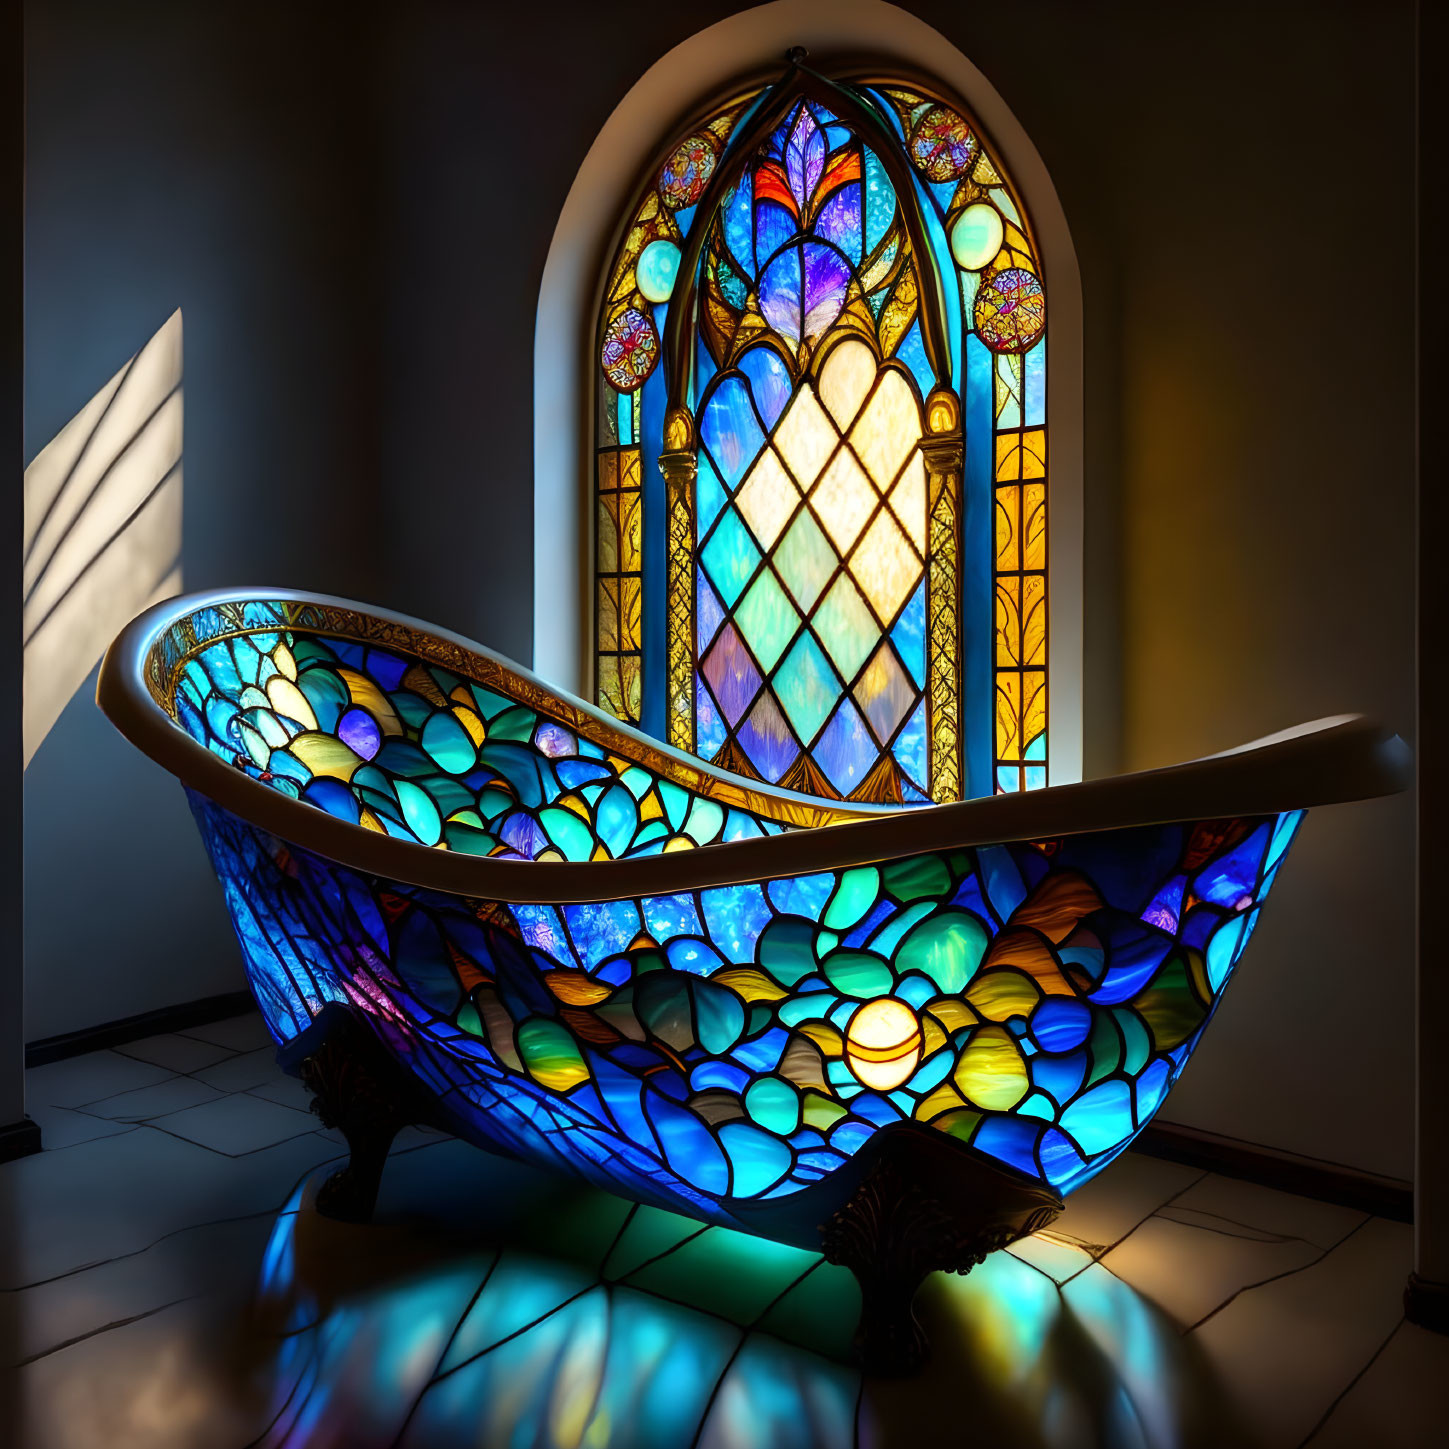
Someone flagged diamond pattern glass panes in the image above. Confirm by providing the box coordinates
[850,510,917,623]
[734,570,800,674]
[735,448,799,550]
[774,632,839,744]
[693,345,927,800]
[811,449,876,554]
[774,511,835,612]
[596,81,1050,800]
[699,507,760,609]
[813,576,875,680]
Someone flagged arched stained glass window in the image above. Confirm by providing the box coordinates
[594,58,1047,801]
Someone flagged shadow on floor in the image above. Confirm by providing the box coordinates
[230,1139,1260,1449]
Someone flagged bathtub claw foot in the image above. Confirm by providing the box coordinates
[820,1125,1064,1376]
[294,1008,436,1223]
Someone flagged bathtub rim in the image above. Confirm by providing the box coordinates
[97,587,1413,905]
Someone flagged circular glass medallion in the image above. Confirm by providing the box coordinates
[636,239,682,303]
[659,131,720,210]
[844,997,924,1092]
[601,307,660,391]
[949,201,1005,271]
[908,105,978,182]
[973,266,1046,353]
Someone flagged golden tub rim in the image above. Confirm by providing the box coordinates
[97,587,1413,905]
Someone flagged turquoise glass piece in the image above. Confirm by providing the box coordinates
[699,509,760,609]
[773,633,839,744]
[636,239,682,304]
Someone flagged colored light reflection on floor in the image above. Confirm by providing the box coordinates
[236,1141,1254,1449]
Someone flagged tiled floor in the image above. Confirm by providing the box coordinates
[2,1012,1444,1448]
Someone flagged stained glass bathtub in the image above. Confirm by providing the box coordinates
[97,591,1408,1362]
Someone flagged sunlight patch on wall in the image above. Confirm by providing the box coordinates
[23,310,183,765]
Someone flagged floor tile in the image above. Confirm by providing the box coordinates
[1191,1216,1412,1448]
[1100,1211,1321,1326]
[24,1101,137,1152]
[149,1093,320,1155]
[246,1073,314,1111]
[192,1046,280,1093]
[0,1125,340,1288]
[1169,1173,1369,1252]
[1055,1262,1262,1449]
[113,1032,236,1074]
[177,1013,273,1052]
[24,1052,173,1110]
[84,1076,224,1123]
[1005,1229,1096,1284]
[1306,1318,1449,1447]
[15,1291,272,1449]
[1050,1152,1204,1256]
[9,1213,275,1367]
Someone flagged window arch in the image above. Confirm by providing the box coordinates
[592,54,1050,802]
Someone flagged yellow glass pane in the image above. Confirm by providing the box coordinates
[619,487,642,572]
[598,450,619,492]
[1022,671,1046,754]
[621,448,641,491]
[995,485,1020,571]
[597,579,619,652]
[735,447,799,549]
[887,450,926,553]
[818,338,877,430]
[1004,221,1033,256]
[620,656,642,723]
[995,579,1021,667]
[266,677,317,732]
[849,510,919,623]
[1021,428,1046,479]
[1022,574,1046,668]
[597,656,623,719]
[596,497,619,573]
[338,669,402,736]
[1023,483,1046,570]
[995,431,1023,482]
[811,447,876,553]
[289,732,362,781]
[993,361,1020,428]
[774,384,838,486]
[619,576,642,652]
[996,671,1022,761]
[849,369,919,487]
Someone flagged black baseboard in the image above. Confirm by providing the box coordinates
[1136,1122,1413,1223]
[25,990,256,1068]
[1405,1273,1449,1334]
[0,1115,42,1163]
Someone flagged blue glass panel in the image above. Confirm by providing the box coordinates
[893,320,933,401]
[1059,1080,1134,1157]
[695,454,727,538]
[696,674,727,760]
[814,698,875,796]
[723,176,754,277]
[1025,332,1046,426]
[892,699,927,796]
[737,348,793,432]
[699,377,764,488]
[699,512,761,609]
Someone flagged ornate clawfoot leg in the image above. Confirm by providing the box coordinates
[819,1124,1064,1376]
[284,1006,436,1223]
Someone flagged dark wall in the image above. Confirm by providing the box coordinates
[24,1,1419,1175]
[23,1,390,1034]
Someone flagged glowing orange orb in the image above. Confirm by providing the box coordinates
[844,998,924,1091]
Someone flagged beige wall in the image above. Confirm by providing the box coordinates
[1098,0,1416,1173]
